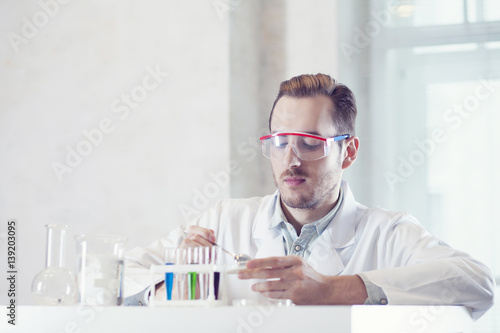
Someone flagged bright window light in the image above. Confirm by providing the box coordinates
[413,43,478,55]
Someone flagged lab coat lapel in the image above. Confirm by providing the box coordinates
[307,181,358,276]
[253,221,286,259]
[251,181,358,274]
[307,236,346,276]
[252,194,286,259]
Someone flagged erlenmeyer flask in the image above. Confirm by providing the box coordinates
[31,224,77,305]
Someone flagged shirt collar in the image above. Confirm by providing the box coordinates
[269,187,344,235]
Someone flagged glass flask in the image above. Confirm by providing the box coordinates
[31,224,78,305]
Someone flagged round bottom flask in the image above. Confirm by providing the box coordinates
[31,224,77,305]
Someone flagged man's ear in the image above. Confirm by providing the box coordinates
[342,136,359,169]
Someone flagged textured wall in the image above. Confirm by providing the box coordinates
[0,0,231,305]
[0,0,341,305]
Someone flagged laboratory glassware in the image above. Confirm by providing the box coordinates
[31,224,78,305]
[74,234,127,306]
[182,227,252,267]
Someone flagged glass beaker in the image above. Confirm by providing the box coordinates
[74,234,127,306]
[31,224,78,305]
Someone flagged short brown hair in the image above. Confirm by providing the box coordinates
[269,73,357,136]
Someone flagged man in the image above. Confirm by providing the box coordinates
[125,73,494,319]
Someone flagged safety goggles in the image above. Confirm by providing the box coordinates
[260,132,350,161]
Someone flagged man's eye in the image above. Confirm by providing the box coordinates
[275,142,288,149]
[300,138,322,149]
[302,143,322,150]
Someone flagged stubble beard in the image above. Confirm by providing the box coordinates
[273,166,341,210]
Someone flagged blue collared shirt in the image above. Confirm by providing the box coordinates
[269,187,344,259]
[269,187,388,305]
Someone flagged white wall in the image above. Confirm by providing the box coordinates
[285,0,339,78]
[228,0,341,199]
[0,0,342,306]
[0,0,231,305]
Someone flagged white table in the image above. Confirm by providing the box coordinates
[2,305,472,333]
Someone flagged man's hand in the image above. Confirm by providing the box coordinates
[180,225,216,248]
[237,255,368,305]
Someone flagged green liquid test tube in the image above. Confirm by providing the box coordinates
[189,272,197,300]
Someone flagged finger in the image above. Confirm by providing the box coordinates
[238,267,291,280]
[179,236,212,248]
[246,256,302,269]
[189,234,215,247]
[252,280,289,300]
[259,291,288,299]
[251,279,289,292]
[187,225,216,244]
[239,265,301,280]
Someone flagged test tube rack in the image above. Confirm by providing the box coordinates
[149,264,227,307]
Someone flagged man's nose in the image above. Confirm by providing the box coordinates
[283,145,301,168]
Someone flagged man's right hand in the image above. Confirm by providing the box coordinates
[179,225,217,248]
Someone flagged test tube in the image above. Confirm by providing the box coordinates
[198,246,210,300]
[164,248,175,301]
[176,248,187,300]
[187,247,198,300]
[211,246,221,300]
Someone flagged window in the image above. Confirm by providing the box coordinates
[340,1,500,329]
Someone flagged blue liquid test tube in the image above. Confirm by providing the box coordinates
[164,248,176,300]
[165,264,174,300]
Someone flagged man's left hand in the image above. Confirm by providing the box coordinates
[237,255,368,305]
[237,255,332,305]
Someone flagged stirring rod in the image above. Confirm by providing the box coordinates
[181,227,235,258]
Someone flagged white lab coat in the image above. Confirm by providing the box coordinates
[124,181,494,319]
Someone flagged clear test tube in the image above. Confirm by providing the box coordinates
[175,248,187,300]
[198,246,210,300]
[164,248,176,301]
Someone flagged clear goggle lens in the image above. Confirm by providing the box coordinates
[260,132,349,161]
